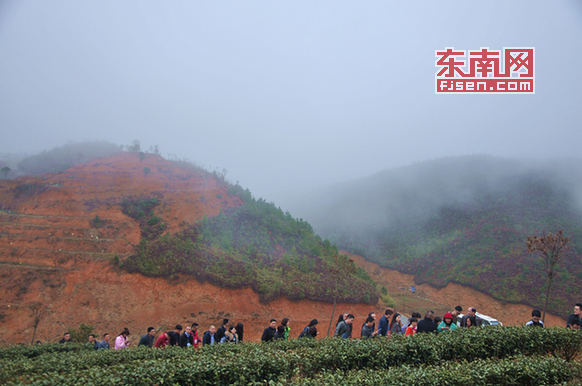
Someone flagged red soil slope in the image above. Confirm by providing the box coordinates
[0,153,566,345]
[0,153,375,344]
[346,252,566,327]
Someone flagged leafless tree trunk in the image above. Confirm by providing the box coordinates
[29,302,45,345]
[527,230,571,324]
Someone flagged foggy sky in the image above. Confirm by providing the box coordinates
[1,1,581,203]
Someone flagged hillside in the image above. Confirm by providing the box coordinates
[0,150,380,343]
[277,156,582,317]
[0,152,569,345]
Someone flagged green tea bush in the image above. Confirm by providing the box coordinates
[1,327,581,385]
[293,355,582,386]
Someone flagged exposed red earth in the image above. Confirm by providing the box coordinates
[0,153,566,346]
[346,252,566,327]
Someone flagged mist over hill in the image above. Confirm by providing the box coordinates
[275,155,582,316]
[16,141,123,175]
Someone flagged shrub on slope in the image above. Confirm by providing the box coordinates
[122,185,378,304]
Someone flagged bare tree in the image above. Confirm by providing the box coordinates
[29,302,46,344]
[527,230,571,324]
[326,254,356,337]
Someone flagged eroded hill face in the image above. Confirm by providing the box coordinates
[0,153,379,343]
[0,153,567,345]
[0,153,243,342]
[345,252,566,328]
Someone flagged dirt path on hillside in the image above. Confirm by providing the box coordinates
[345,252,567,327]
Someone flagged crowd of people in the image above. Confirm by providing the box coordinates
[58,303,582,349]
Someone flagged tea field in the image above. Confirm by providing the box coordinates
[1,327,582,385]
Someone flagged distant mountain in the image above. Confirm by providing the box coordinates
[278,155,582,316]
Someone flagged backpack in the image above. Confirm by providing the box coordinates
[335,321,348,338]
[298,326,310,338]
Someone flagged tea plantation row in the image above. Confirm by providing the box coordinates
[1,327,581,385]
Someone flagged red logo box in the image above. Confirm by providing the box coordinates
[435,47,535,94]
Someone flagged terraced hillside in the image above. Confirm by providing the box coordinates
[0,151,379,344]
[0,153,243,342]
[0,154,239,262]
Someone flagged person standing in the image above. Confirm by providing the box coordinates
[451,306,463,326]
[221,326,239,343]
[368,312,377,331]
[417,311,438,333]
[361,316,378,339]
[179,325,194,348]
[378,309,393,337]
[335,314,354,338]
[566,304,582,328]
[154,332,170,348]
[191,323,201,348]
[215,319,229,343]
[97,333,110,349]
[281,318,291,340]
[346,315,354,338]
[460,307,482,327]
[437,312,458,332]
[308,325,319,338]
[361,312,376,337]
[202,325,216,346]
[235,323,244,343]
[59,332,71,343]
[390,313,404,335]
[261,319,277,342]
[86,334,99,350]
[405,317,418,337]
[525,310,544,327]
[138,327,156,348]
[274,325,286,340]
[167,325,182,347]
[114,328,130,350]
[299,319,319,338]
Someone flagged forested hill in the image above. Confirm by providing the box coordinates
[278,155,582,317]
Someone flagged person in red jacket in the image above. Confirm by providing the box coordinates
[154,332,170,348]
[191,323,201,349]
